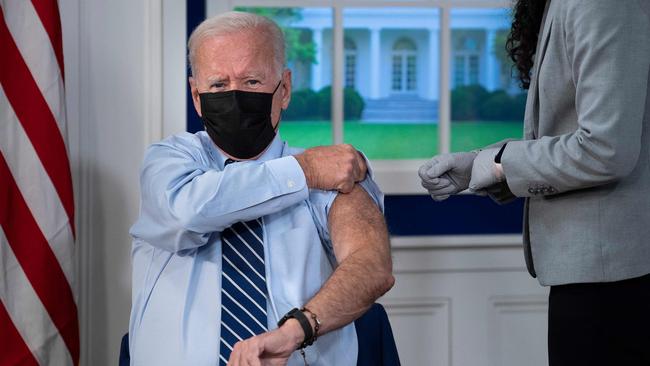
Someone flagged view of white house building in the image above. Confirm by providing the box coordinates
[285,8,514,121]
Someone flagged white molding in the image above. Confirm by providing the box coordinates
[389,234,527,274]
[391,234,522,249]
[381,297,452,366]
[371,159,428,194]
[381,296,451,315]
[488,295,549,366]
[143,0,164,146]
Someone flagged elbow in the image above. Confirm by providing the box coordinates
[601,147,640,181]
[609,164,636,181]
[581,138,640,182]
[375,262,395,296]
[381,272,396,295]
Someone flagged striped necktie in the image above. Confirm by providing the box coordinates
[219,159,268,365]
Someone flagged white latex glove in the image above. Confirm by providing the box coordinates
[418,152,477,201]
[468,148,504,192]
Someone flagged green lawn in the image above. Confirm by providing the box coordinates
[279,121,523,159]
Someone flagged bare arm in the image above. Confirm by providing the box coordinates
[302,183,394,333]
[227,184,394,365]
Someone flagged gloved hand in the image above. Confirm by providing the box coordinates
[468,148,504,192]
[418,152,477,201]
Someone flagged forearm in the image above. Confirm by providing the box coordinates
[166,156,308,231]
[303,245,393,334]
[228,184,392,363]
[501,133,640,197]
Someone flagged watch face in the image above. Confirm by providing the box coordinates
[278,308,301,327]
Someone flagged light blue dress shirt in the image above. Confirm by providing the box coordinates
[128,131,383,366]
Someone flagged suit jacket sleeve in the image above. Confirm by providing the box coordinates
[500,0,650,197]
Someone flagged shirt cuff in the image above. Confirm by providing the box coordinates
[266,155,309,199]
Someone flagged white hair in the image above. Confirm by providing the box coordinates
[188,11,286,77]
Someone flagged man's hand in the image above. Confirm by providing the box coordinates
[418,152,477,201]
[227,319,304,366]
[468,148,504,192]
[294,144,367,193]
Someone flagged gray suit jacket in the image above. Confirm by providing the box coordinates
[490,0,650,286]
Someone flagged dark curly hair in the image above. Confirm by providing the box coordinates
[506,0,548,89]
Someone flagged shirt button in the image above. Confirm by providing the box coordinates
[287,179,295,188]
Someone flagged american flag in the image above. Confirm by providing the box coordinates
[0,0,79,365]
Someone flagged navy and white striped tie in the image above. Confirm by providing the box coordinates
[218,216,268,365]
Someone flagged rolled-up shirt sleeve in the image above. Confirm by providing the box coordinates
[130,137,309,253]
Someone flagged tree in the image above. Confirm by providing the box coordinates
[234,7,317,65]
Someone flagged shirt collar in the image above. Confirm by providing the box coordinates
[202,132,286,169]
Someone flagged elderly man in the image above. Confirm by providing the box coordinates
[128,11,394,366]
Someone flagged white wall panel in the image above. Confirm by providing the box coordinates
[383,297,451,366]
[383,236,549,366]
[489,296,549,366]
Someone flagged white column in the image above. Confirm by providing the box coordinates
[485,28,499,91]
[428,28,440,100]
[310,28,323,91]
[369,28,381,99]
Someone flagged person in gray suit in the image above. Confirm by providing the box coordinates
[419,1,650,365]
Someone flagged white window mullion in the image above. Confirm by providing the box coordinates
[332,6,344,144]
[438,6,451,154]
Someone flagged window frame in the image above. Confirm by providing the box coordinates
[201,0,513,194]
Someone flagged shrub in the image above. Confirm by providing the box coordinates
[343,87,365,121]
[451,85,489,120]
[283,89,320,121]
[452,84,527,122]
[480,91,515,121]
[316,86,332,120]
[284,86,365,121]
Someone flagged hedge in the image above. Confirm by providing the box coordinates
[283,86,365,121]
[452,85,526,122]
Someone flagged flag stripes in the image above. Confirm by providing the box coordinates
[28,0,65,80]
[0,86,76,286]
[0,229,72,365]
[0,0,78,364]
[0,7,75,235]
[0,301,40,366]
[0,155,80,364]
[3,0,67,137]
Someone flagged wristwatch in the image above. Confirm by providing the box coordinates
[277,308,315,347]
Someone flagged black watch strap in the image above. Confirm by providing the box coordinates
[277,308,314,347]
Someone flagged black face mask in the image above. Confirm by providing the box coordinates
[199,81,281,160]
